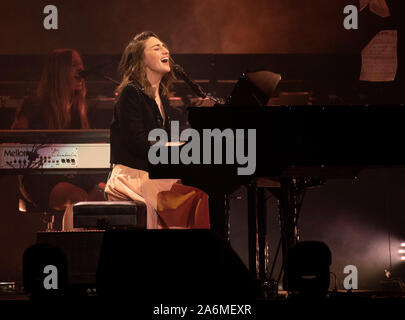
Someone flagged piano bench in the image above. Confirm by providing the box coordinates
[73,201,147,230]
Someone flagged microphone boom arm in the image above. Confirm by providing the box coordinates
[173,64,224,105]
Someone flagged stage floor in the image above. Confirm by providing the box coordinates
[1,292,405,319]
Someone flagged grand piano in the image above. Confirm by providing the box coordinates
[2,72,405,291]
[149,103,405,290]
[148,71,405,289]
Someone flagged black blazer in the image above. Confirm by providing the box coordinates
[110,81,171,171]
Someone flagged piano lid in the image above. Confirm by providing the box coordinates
[225,70,281,107]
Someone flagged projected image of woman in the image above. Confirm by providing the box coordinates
[12,49,106,230]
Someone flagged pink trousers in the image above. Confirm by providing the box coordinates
[104,164,210,229]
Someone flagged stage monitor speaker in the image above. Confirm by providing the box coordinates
[225,70,281,106]
[36,231,104,288]
[286,241,331,299]
[96,229,257,302]
[22,243,68,298]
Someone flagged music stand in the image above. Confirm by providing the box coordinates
[225,70,281,106]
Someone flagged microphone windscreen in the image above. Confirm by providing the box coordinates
[173,64,186,79]
[78,69,88,78]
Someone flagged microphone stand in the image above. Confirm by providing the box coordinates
[185,81,224,105]
[86,70,223,104]
[205,93,224,105]
[85,70,120,86]
[86,67,224,104]
[173,64,224,105]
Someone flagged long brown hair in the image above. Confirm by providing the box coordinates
[116,31,175,99]
[37,49,89,129]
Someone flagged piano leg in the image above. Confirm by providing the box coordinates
[278,177,299,291]
[247,184,258,280]
[247,185,269,280]
[247,184,274,298]
[257,187,267,281]
[248,184,278,299]
[208,192,229,242]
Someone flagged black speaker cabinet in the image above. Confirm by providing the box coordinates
[286,241,332,298]
[96,229,257,302]
[34,230,256,301]
[23,243,68,297]
[36,231,104,287]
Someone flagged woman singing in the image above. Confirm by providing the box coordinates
[12,49,89,130]
[105,31,210,229]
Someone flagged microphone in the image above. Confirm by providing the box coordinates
[78,69,92,78]
[173,64,207,98]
